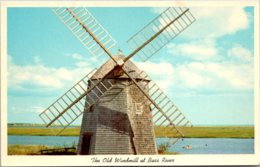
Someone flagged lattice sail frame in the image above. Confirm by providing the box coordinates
[52,7,117,58]
[127,7,196,62]
[124,66,192,144]
[39,69,114,135]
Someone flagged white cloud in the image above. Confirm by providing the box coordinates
[8,54,96,91]
[151,7,250,40]
[11,106,44,114]
[136,60,253,94]
[167,40,219,61]
[66,52,100,67]
[176,64,209,88]
[135,61,175,90]
[175,62,253,91]
[136,61,174,75]
[8,49,253,97]
[228,45,252,62]
[150,7,251,63]
[182,7,250,40]
[9,63,70,89]
[70,53,85,60]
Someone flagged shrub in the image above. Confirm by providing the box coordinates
[157,142,171,154]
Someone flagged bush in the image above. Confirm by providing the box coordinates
[157,142,171,154]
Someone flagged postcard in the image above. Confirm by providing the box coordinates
[1,0,259,166]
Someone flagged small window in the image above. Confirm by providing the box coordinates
[89,105,94,112]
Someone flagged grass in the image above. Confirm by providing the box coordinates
[8,145,77,155]
[8,144,175,155]
[8,126,254,138]
[8,127,80,136]
[154,126,254,138]
[8,145,50,155]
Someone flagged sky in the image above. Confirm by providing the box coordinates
[7,6,255,126]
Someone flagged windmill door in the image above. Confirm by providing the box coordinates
[80,133,92,155]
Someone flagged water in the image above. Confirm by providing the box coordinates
[157,138,254,154]
[8,135,254,154]
[8,135,79,147]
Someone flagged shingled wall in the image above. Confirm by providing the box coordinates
[77,79,157,155]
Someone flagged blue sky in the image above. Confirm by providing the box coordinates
[7,7,254,125]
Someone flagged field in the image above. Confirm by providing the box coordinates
[155,126,254,138]
[8,145,76,155]
[8,125,254,138]
[8,144,176,155]
[8,145,51,155]
[8,127,80,136]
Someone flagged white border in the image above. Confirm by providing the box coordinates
[1,0,260,166]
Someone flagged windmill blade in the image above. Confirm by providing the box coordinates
[52,7,117,58]
[39,68,114,135]
[123,67,192,144]
[126,7,195,62]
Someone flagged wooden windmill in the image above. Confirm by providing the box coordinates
[39,7,196,155]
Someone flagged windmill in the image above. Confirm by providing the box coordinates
[39,7,196,155]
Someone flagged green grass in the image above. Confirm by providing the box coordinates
[8,145,77,155]
[154,126,254,138]
[8,126,254,138]
[8,145,50,155]
[8,144,175,155]
[8,127,80,136]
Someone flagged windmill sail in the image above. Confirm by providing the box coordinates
[39,69,114,135]
[52,7,117,58]
[123,67,192,144]
[122,7,195,145]
[126,7,195,62]
[42,6,195,150]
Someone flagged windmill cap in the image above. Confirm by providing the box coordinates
[90,54,150,80]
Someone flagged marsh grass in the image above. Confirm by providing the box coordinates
[8,127,80,136]
[8,144,77,155]
[8,126,254,138]
[154,126,254,138]
[8,145,50,155]
[8,144,176,155]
